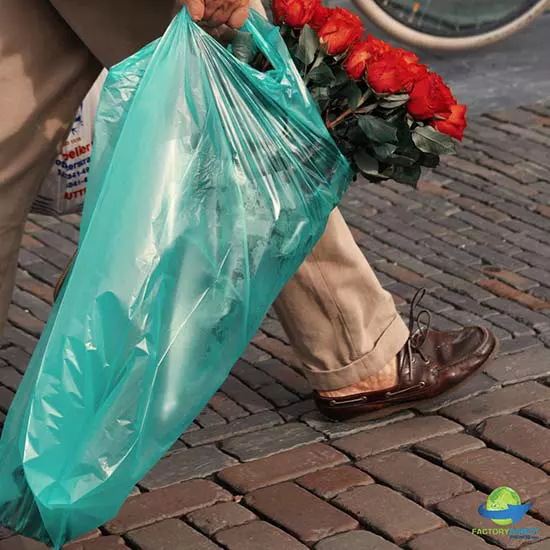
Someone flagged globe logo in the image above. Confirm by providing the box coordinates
[478,487,532,525]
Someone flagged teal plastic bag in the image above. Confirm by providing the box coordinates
[0,9,351,548]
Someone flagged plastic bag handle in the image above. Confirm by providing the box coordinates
[241,10,288,78]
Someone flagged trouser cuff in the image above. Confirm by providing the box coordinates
[301,313,409,391]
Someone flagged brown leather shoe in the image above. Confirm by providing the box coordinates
[315,289,498,421]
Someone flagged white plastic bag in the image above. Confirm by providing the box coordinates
[31,70,108,216]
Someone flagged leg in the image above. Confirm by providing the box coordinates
[273,208,409,391]
[0,0,101,334]
[274,209,497,421]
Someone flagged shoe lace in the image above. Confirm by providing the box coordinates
[400,288,432,383]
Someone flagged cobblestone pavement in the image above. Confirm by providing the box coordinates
[2,102,550,550]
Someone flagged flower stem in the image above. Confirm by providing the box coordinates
[326,108,353,130]
[326,91,372,130]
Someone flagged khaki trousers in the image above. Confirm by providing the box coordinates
[0,0,408,390]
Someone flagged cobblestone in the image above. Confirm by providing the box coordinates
[181,411,282,447]
[221,422,323,462]
[208,393,248,421]
[532,493,550,524]
[302,409,414,439]
[408,527,492,550]
[414,433,485,462]
[477,414,550,467]
[254,359,311,397]
[218,444,348,493]
[104,480,231,534]
[196,407,226,428]
[187,502,257,536]
[215,521,307,550]
[483,346,550,384]
[315,531,400,550]
[441,381,550,426]
[257,383,300,407]
[140,446,237,490]
[522,400,550,427]
[333,484,446,545]
[358,451,473,507]
[220,375,273,413]
[445,448,550,500]
[499,335,543,356]
[67,535,126,550]
[296,465,374,499]
[245,482,358,543]
[334,416,462,459]
[0,536,48,549]
[126,519,219,550]
[278,399,316,421]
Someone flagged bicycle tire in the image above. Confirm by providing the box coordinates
[352,0,549,51]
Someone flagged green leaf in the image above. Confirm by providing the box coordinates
[296,25,319,66]
[392,164,422,186]
[372,142,398,161]
[412,126,456,155]
[342,81,363,111]
[387,147,420,167]
[419,152,440,168]
[357,115,399,144]
[311,86,331,101]
[384,93,410,102]
[378,99,409,109]
[354,149,380,176]
[307,63,335,86]
[232,31,254,64]
[333,67,350,86]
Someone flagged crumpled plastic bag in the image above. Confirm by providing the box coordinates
[0,8,351,548]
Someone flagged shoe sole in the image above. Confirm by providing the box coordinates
[321,334,500,423]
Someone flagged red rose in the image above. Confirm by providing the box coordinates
[395,47,419,65]
[367,51,428,94]
[433,104,467,140]
[309,4,332,31]
[317,7,364,55]
[365,34,394,59]
[343,35,393,80]
[273,0,320,28]
[408,73,456,119]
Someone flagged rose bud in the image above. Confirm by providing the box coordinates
[407,72,456,119]
[273,0,321,28]
[343,35,393,80]
[368,54,428,94]
[317,7,364,55]
[433,104,467,140]
[309,4,332,31]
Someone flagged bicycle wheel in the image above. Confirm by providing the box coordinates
[353,0,549,50]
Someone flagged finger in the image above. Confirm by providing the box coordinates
[227,5,248,28]
[204,0,223,20]
[185,0,205,21]
[209,6,231,27]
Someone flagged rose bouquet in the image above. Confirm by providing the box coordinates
[233,0,466,186]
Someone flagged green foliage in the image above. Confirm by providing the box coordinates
[296,25,319,66]
[241,23,456,187]
[412,125,457,155]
